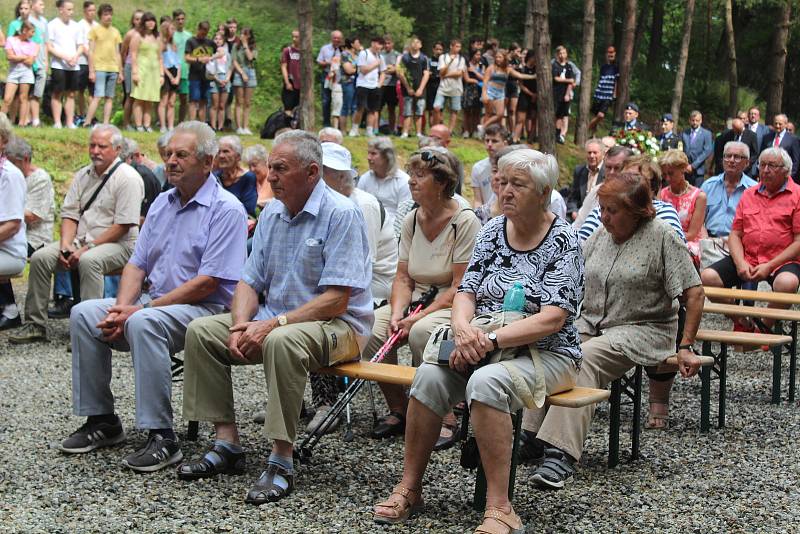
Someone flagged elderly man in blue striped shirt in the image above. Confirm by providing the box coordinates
[177,130,374,505]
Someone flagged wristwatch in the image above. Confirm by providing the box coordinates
[486,332,500,351]
[277,314,288,326]
[678,344,696,353]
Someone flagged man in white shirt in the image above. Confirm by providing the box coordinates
[350,36,385,138]
[434,39,466,132]
[29,0,50,127]
[75,0,98,124]
[48,0,86,129]
[470,124,508,207]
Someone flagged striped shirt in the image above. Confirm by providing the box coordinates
[577,200,686,244]
[593,62,619,101]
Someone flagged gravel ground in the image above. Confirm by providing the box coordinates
[2,284,800,533]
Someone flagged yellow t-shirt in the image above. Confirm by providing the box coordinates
[88,24,122,72]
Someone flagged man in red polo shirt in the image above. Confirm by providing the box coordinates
[701,147,800,331]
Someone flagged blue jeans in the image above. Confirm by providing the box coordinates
[320,74,332,127]
[341,81,356,117]
[54,272,120,299]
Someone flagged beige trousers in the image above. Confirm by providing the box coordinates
[362,304,452,364]
[25,240,131,328]
[534,334,636,461]
[182,313,359,444]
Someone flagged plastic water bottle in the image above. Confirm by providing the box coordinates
[503,282,526,312]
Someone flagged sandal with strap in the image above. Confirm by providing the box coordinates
[373,484,424,525]
[176,443,246,480]
[531,447,575,490]
[474,506,524,534]
[245,463,295,504]
[433,421,460,451]
[370,411,406,439]
[645,402,670,430]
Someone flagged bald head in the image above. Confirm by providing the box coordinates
[331,30,343,47]
[429,124,451,148]
[731,118,744,133]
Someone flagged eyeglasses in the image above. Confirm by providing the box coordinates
[723,154,746,161]
[761,161,786,171]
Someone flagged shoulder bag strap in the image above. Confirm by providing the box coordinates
[80,160,124,216]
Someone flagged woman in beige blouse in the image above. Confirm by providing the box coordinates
[530,172,704,490]
[363,148,481,446]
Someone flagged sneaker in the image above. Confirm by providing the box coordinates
[461,131,469,139]
[67,123,78,130]
[122,433,183,472]
[306,405,341,434]
[59,417,126,454]
[400,132,409,139]
[125,125,135,132]
[31,119,40,127]
[557,134,566,144]
[160,126,168,133]
[235,127,244,135]
[53,123,63,129]
[531,447,575,489]
[144,126,153,133]
[8,322,47,344]
[136,126,145,132]
[348,127,358,137]
[243,128,253,136]
[48,297,74,319]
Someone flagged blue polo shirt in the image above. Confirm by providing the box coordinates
[701,172,757,237]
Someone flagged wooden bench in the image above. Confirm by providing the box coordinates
[703,295,800,403]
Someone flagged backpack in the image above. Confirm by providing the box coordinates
[260,108,298,139]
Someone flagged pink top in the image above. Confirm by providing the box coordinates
[660,184,706,262]
[5,36,38,61]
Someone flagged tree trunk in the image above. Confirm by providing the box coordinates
[646,0,664,75]
[459,0,468,41]
[670,0,695,127]
[613,0,636,121]
[705,0,712,70]
[533,0,555,155]
[724,0,738,118]
[448,0,455,42]
[766,1,791,122]
[631,0,650,69]
[603,0,615,47]
[327,0,338,31]
[482,0,491,41]
[298,0,315,130]
[575,0,596,146]
[524,0,535,49]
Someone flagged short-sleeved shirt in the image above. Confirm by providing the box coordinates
[471,157,492,204]
[578,200,686,244]
[551,60,575,102]
[381,49,399,86]
[579,217,700,365]
[593,62,619,101]
[48,17,85,71]
[5,36,38,76]
[357,169,411,222]
[355,49,385,89]
[350,188,397,300]
[28,15,48,69]
[399,207,481,298]
[339,49,356,84]
[242,179,374,337]
[701,172,757,238]
[213,170,258,217]
[460,216,584,364]
[399,52,429,97]
[316,42,340,67]
[173,29,192,80]
[732,179,800,271]
[281,46,301,89]
[77,19,98,65]
[437,53,466,96]
[60,159,143,247]
[24,168,55,249]
[88,24,122,72]
[234,44,256,70]
[185,36,215,80]
[0,159,27,260]
[129,176,247,306]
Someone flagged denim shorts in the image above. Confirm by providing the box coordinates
[403,96,425,117]
[232,67,257,88]
[189,78,210,101]
[6,65,34,85]
[487,84,505,101]
[93,71,118,98]
[433,90,462,111]
[209,79,231,94]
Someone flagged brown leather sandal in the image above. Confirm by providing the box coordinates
[373,484,424,525]
[474,506,524,534]
[645,401,670,430]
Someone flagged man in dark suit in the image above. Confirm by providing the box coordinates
[567,138,605,220]
[681,110,714,185]
[658,113,680,151]
[747,106,769,149]
[622,102,648,131]
[761,113,800,179]
[714,118,758,176]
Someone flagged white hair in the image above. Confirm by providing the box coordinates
[243,144,269,164]
[119,137,138,161]
[218,135,243,156]
[723,140,750,160]
[318,127,343,144]
[91,124,124,150]
[498,148,559,195]
[172,121,219,158]
[274,129,322,172]
[759,147,793,173]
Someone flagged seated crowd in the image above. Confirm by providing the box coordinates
[2,106,800,533]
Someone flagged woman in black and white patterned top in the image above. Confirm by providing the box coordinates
[373,149,584,534]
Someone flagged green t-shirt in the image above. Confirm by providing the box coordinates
[173,29,192,80]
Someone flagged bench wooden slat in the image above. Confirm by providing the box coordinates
[704,302,800,322]
[704,286,800,306]
[696,328,791,346]
[547,387,610,407]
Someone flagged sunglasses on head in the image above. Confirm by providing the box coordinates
[417,151,445,167]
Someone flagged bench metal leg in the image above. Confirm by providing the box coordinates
[630,366,642,462]
[608,378,621,469]
[473,465,487,512]
[771,322,782,405]
[187,420,199,441]
[700,364,711,433]
[718,344,728,429]
[790,321,797,403]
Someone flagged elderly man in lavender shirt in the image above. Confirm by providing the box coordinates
[59,121,248,474]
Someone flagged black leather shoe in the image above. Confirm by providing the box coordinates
[370,411,405,439]
[176,443,246,480]
[0,315,21,331]
[48,297,74,319]
[433,422,460,451]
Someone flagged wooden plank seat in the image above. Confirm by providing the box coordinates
[703,286,800,306]
[692,328,792,432]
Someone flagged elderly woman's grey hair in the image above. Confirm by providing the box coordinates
[318,127,344,144]
[759,146,792,173]
[119,137,138,161]
[274,129,323,172]
[0,113,13,143]
[5,136,32,160]
[243,144,269,165]
[91,124,124,150]
[173,121,219,158]
[723,140,750,160]
[427,145,464,191]
[498,148,559,195]
[368,136,397,173]
[218,135,243,156]
[157,131,172,149]
[492,143,530,165]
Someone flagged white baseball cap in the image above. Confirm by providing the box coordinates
[322,142,357,177]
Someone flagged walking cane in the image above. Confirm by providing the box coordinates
[295,286,438,463]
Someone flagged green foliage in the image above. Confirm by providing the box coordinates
[319,0,414,42]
